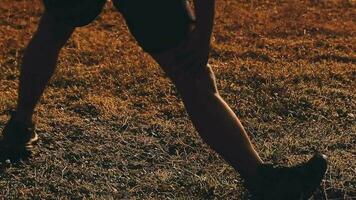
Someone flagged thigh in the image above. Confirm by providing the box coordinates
[114,0,195,53]
[43,0,106,27]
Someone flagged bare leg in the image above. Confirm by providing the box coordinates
[14,12,75,124]
[152,53,263,178]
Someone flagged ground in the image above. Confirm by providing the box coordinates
[0,0,355,199]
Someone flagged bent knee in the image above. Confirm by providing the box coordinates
[151,54,218,96]
[172,64,219,96]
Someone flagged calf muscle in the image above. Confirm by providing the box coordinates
[152,51,262,177]
[15,13,74,123]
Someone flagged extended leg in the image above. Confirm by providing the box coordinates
[152,53,327,200]
[152,53,263,178]
[14,12,75,124]
[0,12,74,161]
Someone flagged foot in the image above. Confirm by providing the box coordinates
[0,113,39,162]
[246,153,328,200]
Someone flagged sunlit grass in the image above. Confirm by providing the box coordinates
[0,0,355,199]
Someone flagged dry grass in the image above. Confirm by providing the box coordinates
[0,0,355,199]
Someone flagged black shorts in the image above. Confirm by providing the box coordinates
[43,0,195,53]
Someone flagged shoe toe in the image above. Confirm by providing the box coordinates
[308,153,328,175]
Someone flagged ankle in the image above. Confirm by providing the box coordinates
[236,162,264,182]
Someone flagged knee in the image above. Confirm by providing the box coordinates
[171,64,219,97]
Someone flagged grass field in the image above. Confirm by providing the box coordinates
[0,0,355,199]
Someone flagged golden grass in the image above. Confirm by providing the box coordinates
[0,0,355,199]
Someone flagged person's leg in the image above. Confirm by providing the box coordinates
[115,0,262,179]
[115,1,327,198]
[0,12,74,161]
[178,66,263,178]
[152,50,327,200]
[13,12,75,124]
[152,53,263,178]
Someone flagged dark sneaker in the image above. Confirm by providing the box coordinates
[246,153,328,200]
[0,115,39,162]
